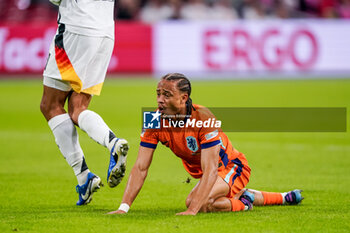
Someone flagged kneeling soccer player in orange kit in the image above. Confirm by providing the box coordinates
[108,73,303,215]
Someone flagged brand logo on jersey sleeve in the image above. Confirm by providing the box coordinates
[140,128,146,137]
[205,129,219,140]
[186,136,198,152]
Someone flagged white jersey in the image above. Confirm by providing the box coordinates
[58,0,115,40]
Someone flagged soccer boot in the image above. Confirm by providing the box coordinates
[239,190,255,210]
[76,172,102,206]
[107,138,129,188]
[284,189,304,205]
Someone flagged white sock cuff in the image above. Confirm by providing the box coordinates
[77,110,93,128]
[48,113,71,131]
[282,192,287,204]
[78,109,112,147]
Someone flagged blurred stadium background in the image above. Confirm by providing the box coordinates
[1,1,349,232]
[1,0,350,77]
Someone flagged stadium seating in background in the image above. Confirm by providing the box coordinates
[0,0,57,23]
[1,0,350,24]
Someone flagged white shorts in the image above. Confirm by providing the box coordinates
[43,24,114,96]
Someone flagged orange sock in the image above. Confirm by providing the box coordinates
[230,199,245,211]
[261,191,283,205]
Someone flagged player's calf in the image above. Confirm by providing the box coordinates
[40,86,70,121]
[247,189,304,206]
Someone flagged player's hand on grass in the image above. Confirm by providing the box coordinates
[176,210,197,216]
[107,210,127,215]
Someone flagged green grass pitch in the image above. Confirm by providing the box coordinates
[0,77,349,233]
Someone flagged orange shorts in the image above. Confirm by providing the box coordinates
[218,157,251,198]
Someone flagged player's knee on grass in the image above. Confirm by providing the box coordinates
[186,195,216,212]
[187,197,215,213]
[199,197,230,212]
[202,197,215,212]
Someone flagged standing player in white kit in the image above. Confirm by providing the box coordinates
[40,0,129,205]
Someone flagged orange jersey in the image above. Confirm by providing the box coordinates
[140,104,251,196]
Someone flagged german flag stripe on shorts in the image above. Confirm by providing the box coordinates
[54,24,83,93]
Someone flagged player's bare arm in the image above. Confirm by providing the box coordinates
[108,146,155,214]
[176,145,220,215]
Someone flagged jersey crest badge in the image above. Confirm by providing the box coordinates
[186,136,198,152]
